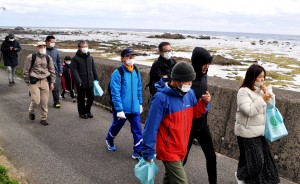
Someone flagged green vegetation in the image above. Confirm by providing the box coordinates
[288,69,300,75]
[267,71,294,81]
[0,165,19,184]
[91,53,119,59]
[0,63,4,69]
[265,79,300,89]
[235,76,244,81]
[173,46,193,52]
[0,63,23,77]
[219,49,299,86]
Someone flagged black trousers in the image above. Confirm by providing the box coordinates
[52,74,61,104]
[183,126,217,184]
[76,86,94,115]
[61,89,75,98]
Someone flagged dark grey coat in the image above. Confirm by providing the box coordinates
[1,36,21,67]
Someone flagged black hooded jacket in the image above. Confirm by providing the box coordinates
[1,36,21,67]
[191,47,212,129]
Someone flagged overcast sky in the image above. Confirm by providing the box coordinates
[1,0,300,35]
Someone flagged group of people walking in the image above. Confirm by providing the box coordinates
[1,33,281,184]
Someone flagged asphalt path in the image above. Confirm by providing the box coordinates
[0,69,295,184]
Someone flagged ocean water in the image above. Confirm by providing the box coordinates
[4,26,299,42]
[95,28,300,42]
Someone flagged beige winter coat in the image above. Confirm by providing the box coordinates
[234,87,267,138]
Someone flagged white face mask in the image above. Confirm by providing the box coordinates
[9,38,14,41]
[125,59,135,66]
[66,61,71,65]
[38,48,46,55]
[81,47,89,53]
[181,83,191,93]
[163,52,172,60]
[49,42,55,48]
[254,81,264,88]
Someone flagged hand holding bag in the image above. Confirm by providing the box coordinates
[264,95,288,142]
[93,80,103,97]
[134,158,159,184]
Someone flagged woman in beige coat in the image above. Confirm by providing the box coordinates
[234,64,280,184]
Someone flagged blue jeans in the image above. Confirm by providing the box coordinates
[106,112,143,153]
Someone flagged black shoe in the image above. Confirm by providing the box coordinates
[12,80,15,85]
[192,139,198,145]
[29,113,35,120]
[87,113,93,118]
[79,114,88,119]
[40,120,49,126]
[9,82,13,87]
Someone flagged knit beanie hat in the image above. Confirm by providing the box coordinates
[171,62,196,82]
[191,47,212,79]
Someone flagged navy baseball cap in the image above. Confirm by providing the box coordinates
[121,48,137,57]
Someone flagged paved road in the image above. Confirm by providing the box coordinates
[0,69,295,184]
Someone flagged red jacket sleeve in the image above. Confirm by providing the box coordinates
[193,98,208,120]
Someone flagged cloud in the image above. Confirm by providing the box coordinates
[1,0,300,35]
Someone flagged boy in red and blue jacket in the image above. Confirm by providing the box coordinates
[142,62,211,184]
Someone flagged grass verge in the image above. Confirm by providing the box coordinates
[0,165,19,184]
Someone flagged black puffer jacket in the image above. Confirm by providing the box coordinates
[70,50,98,88]
[1,36,21,67]
[191,47,212,129]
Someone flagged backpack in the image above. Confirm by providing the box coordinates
[30,53,51,83]
[31,53,50,69]
[108,65,139,112]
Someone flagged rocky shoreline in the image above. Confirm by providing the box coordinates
[0,27,254,65]
[1,27,299,91]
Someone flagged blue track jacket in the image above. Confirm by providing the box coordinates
[110,64,142,113]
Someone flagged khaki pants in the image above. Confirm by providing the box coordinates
[29,79,49,120]
[163,161,188,184]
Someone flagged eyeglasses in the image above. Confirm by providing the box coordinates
[162,50,173,53]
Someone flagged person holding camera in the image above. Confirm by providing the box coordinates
[23,41,56,126]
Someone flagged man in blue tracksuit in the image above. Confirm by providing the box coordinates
[46,35,63,108]
[105,48,143,160]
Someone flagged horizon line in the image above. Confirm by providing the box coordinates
[1,25,300,37]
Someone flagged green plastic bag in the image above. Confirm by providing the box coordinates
[134,158,159,184]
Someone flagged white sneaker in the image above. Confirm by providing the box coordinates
[235,172,245,184]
